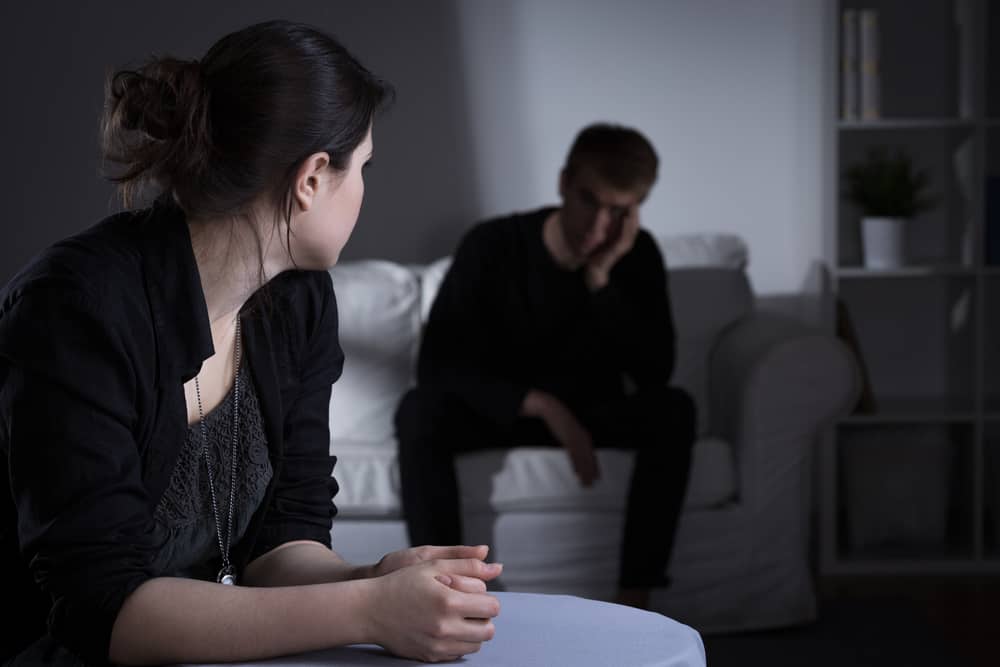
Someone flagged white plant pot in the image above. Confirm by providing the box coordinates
[861,216,906,269]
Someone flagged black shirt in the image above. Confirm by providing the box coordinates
[417,206,676,425]
[0,198,344,664]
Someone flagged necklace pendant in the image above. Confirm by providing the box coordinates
[218,566,237,586]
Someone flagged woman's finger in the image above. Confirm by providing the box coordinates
[447,617,496,643]
[434,557,503,582]
[424,544,489,561]
[431,639,484,661]
[445,574,488,594]
[448,591,502,620]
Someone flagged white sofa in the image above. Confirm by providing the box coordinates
[326,234,859,633]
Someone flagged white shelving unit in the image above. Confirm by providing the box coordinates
[822,0,1000,575]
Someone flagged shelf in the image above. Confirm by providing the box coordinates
[838,544,972,563]
[841,412,976,426]
[828,0,990,575]
[840,399,976,425]
[823,560,1000,576]
[839,118,976,131]
[836,266,977,279]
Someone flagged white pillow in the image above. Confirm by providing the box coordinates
[418,256,453,322]
[657,233,748,270]
[327,261,422,445]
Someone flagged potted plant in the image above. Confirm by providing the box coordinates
[843,147,935,269]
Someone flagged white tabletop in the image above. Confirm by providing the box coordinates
[180,592,705,667]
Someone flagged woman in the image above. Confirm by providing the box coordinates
[0,20,500,666]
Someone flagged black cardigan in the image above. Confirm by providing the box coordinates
[0,198,344,664]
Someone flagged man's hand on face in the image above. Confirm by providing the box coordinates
[584,204,640,291]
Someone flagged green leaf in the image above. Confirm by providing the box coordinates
[841,146,936,218]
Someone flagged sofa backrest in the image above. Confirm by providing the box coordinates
[327,234,753,444]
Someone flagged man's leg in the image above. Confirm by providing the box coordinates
[395,386,465,546]
[586,386,697,608]
[395,386,511,547]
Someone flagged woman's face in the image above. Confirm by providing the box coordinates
[287,127,374,269]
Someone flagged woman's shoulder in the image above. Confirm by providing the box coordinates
[253,269,337,338]
[253,269,342,385]
[0,211,158,385]
[1,209,147,316]
[264,269,334,309]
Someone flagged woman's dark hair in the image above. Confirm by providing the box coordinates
[101,20,393,224]
[564,123,658,191]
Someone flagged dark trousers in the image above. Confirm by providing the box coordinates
[395,385,696,589]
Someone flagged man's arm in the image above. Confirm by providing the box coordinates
[587,229,676,389]
[417,225,529,427]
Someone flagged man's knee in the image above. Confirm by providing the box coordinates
[394,386,458,449]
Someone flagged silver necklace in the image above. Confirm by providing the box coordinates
[194,317,242,586]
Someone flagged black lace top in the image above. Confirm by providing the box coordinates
[152,361,273,581]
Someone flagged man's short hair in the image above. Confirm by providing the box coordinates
[564,123,659,191]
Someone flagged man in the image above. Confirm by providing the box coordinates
[395,123,695,609]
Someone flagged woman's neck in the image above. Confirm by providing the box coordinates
[187,212,287,327]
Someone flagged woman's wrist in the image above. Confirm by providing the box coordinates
[353,575,382,646]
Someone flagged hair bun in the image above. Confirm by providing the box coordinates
[102,56,213,207]
[110,58,206,141]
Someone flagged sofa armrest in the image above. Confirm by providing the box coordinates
[708,310,860,516]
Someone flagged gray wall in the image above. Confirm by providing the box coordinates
[0,0,479,283]
[0,1,829,295]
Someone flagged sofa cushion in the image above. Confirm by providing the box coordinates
[327,261,421,443]
[333,436,736,517]
[331,440,402,516]
[456,436,735,513]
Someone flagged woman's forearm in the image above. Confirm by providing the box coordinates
[243,539,374,587]
[109,574,376,665]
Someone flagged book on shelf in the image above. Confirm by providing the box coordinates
[840,9,879,121]
[841,9,859,121]
[858,9,882,120]
[859,9,880,120]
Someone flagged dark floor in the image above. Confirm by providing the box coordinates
[702,576,999,667]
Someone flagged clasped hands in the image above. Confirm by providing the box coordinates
[364,544,502,663]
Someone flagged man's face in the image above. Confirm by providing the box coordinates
[558,165,648,260]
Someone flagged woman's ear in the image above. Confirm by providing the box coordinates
[292,152,332,212]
